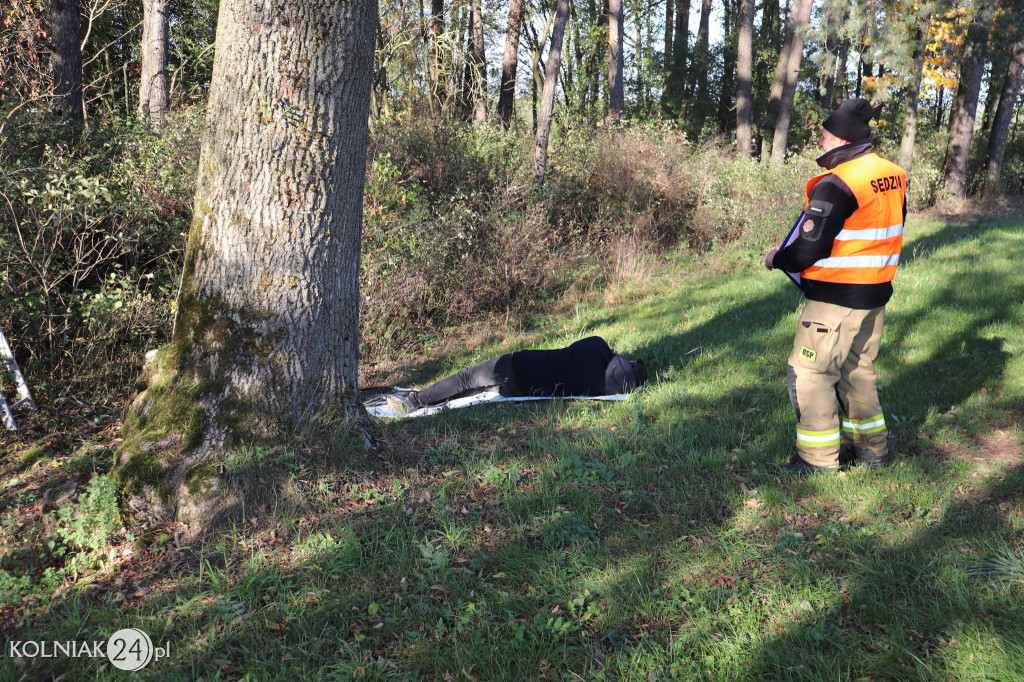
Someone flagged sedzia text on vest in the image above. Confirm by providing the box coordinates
[870,175,903,194]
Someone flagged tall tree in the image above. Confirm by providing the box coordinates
[50,0,84,122]
[117,0,377,526]
[717,0,738,132]
[608,0,624,121]
[899,11,934,173]
[943,1,996,199]
[688,0,712,101]
[817,0,848,109]
[986,34,1024,189]
[533,0,570,184]
[139,0,170,126]
[735,0,754,156]
[468,0,486,122]
[663,0,690,113]
[497,0,526,127]
[767,0,813,165]
[430,0,444,109]
[664,0,674,83]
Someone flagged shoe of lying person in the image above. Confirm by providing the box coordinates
[385,393,419,416]
[780,455,839,476]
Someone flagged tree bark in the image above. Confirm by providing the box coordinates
[899,15,932,173]
[768,0,812,165]
[760,0,805,161]
[139,0,171,126]
[735,0,754,156]
[664,0,673,76]
[458,6,472,119]
[469,0,486,122]
[986,36,1024,190]
[981,53,1008,137]
[688,0,711,100]
[117,0,377,529]
[608,0,624,121]
[50,0,84,122]
[533,0,570,184]
[943,2,996,199]
[497,0,525,128]
[528,3,557,130]
[663,0,690,113]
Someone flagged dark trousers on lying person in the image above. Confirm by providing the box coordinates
[414,354,521,406]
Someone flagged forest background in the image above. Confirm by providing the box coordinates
[1,0,1024,676]
[1,0,1022,406]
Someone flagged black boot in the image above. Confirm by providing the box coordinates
[854,449,888,469]
[780,456,838,475]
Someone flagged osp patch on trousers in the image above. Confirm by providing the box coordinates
[786,300,887,468]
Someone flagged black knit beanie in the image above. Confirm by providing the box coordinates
[823,98,874,142]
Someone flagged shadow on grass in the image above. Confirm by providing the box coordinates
[740,463,1024,680]
[4,214,1022,679]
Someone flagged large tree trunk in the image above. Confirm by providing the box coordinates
[607,0,624,121]
[469,0,486,122]
[50,0,84,122]
[768,0,812,166]
[497,0,525,128]
[139,0,170,126]
[943,2,996,199]
[533,0,570,184]
[735,0,754,156]
[986,36,1024,190]
[116,0,377,529]
[899,15,932,173]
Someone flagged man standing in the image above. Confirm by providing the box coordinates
[765,98,907,474]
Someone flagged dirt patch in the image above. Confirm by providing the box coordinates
[946,430,1024,472]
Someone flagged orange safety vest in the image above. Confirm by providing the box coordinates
[801,153,907,285]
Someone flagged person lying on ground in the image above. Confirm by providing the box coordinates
[385,336,647,415]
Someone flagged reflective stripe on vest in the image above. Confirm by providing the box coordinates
[802,153,907,285]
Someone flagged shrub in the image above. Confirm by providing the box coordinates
[0,110,196,398]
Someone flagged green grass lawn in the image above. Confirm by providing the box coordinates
[2,210,1023,680]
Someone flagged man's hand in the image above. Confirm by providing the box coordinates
[764,248,779,271]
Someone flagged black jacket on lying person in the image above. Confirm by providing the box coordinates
[409,336,646,408]
[511,336,616,397]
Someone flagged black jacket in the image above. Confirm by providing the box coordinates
[511,336,615,396]
[772,141,908,310]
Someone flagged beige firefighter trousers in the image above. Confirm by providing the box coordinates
[787,299,888,468]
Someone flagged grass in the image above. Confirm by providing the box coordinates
[2,209,1023,680]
